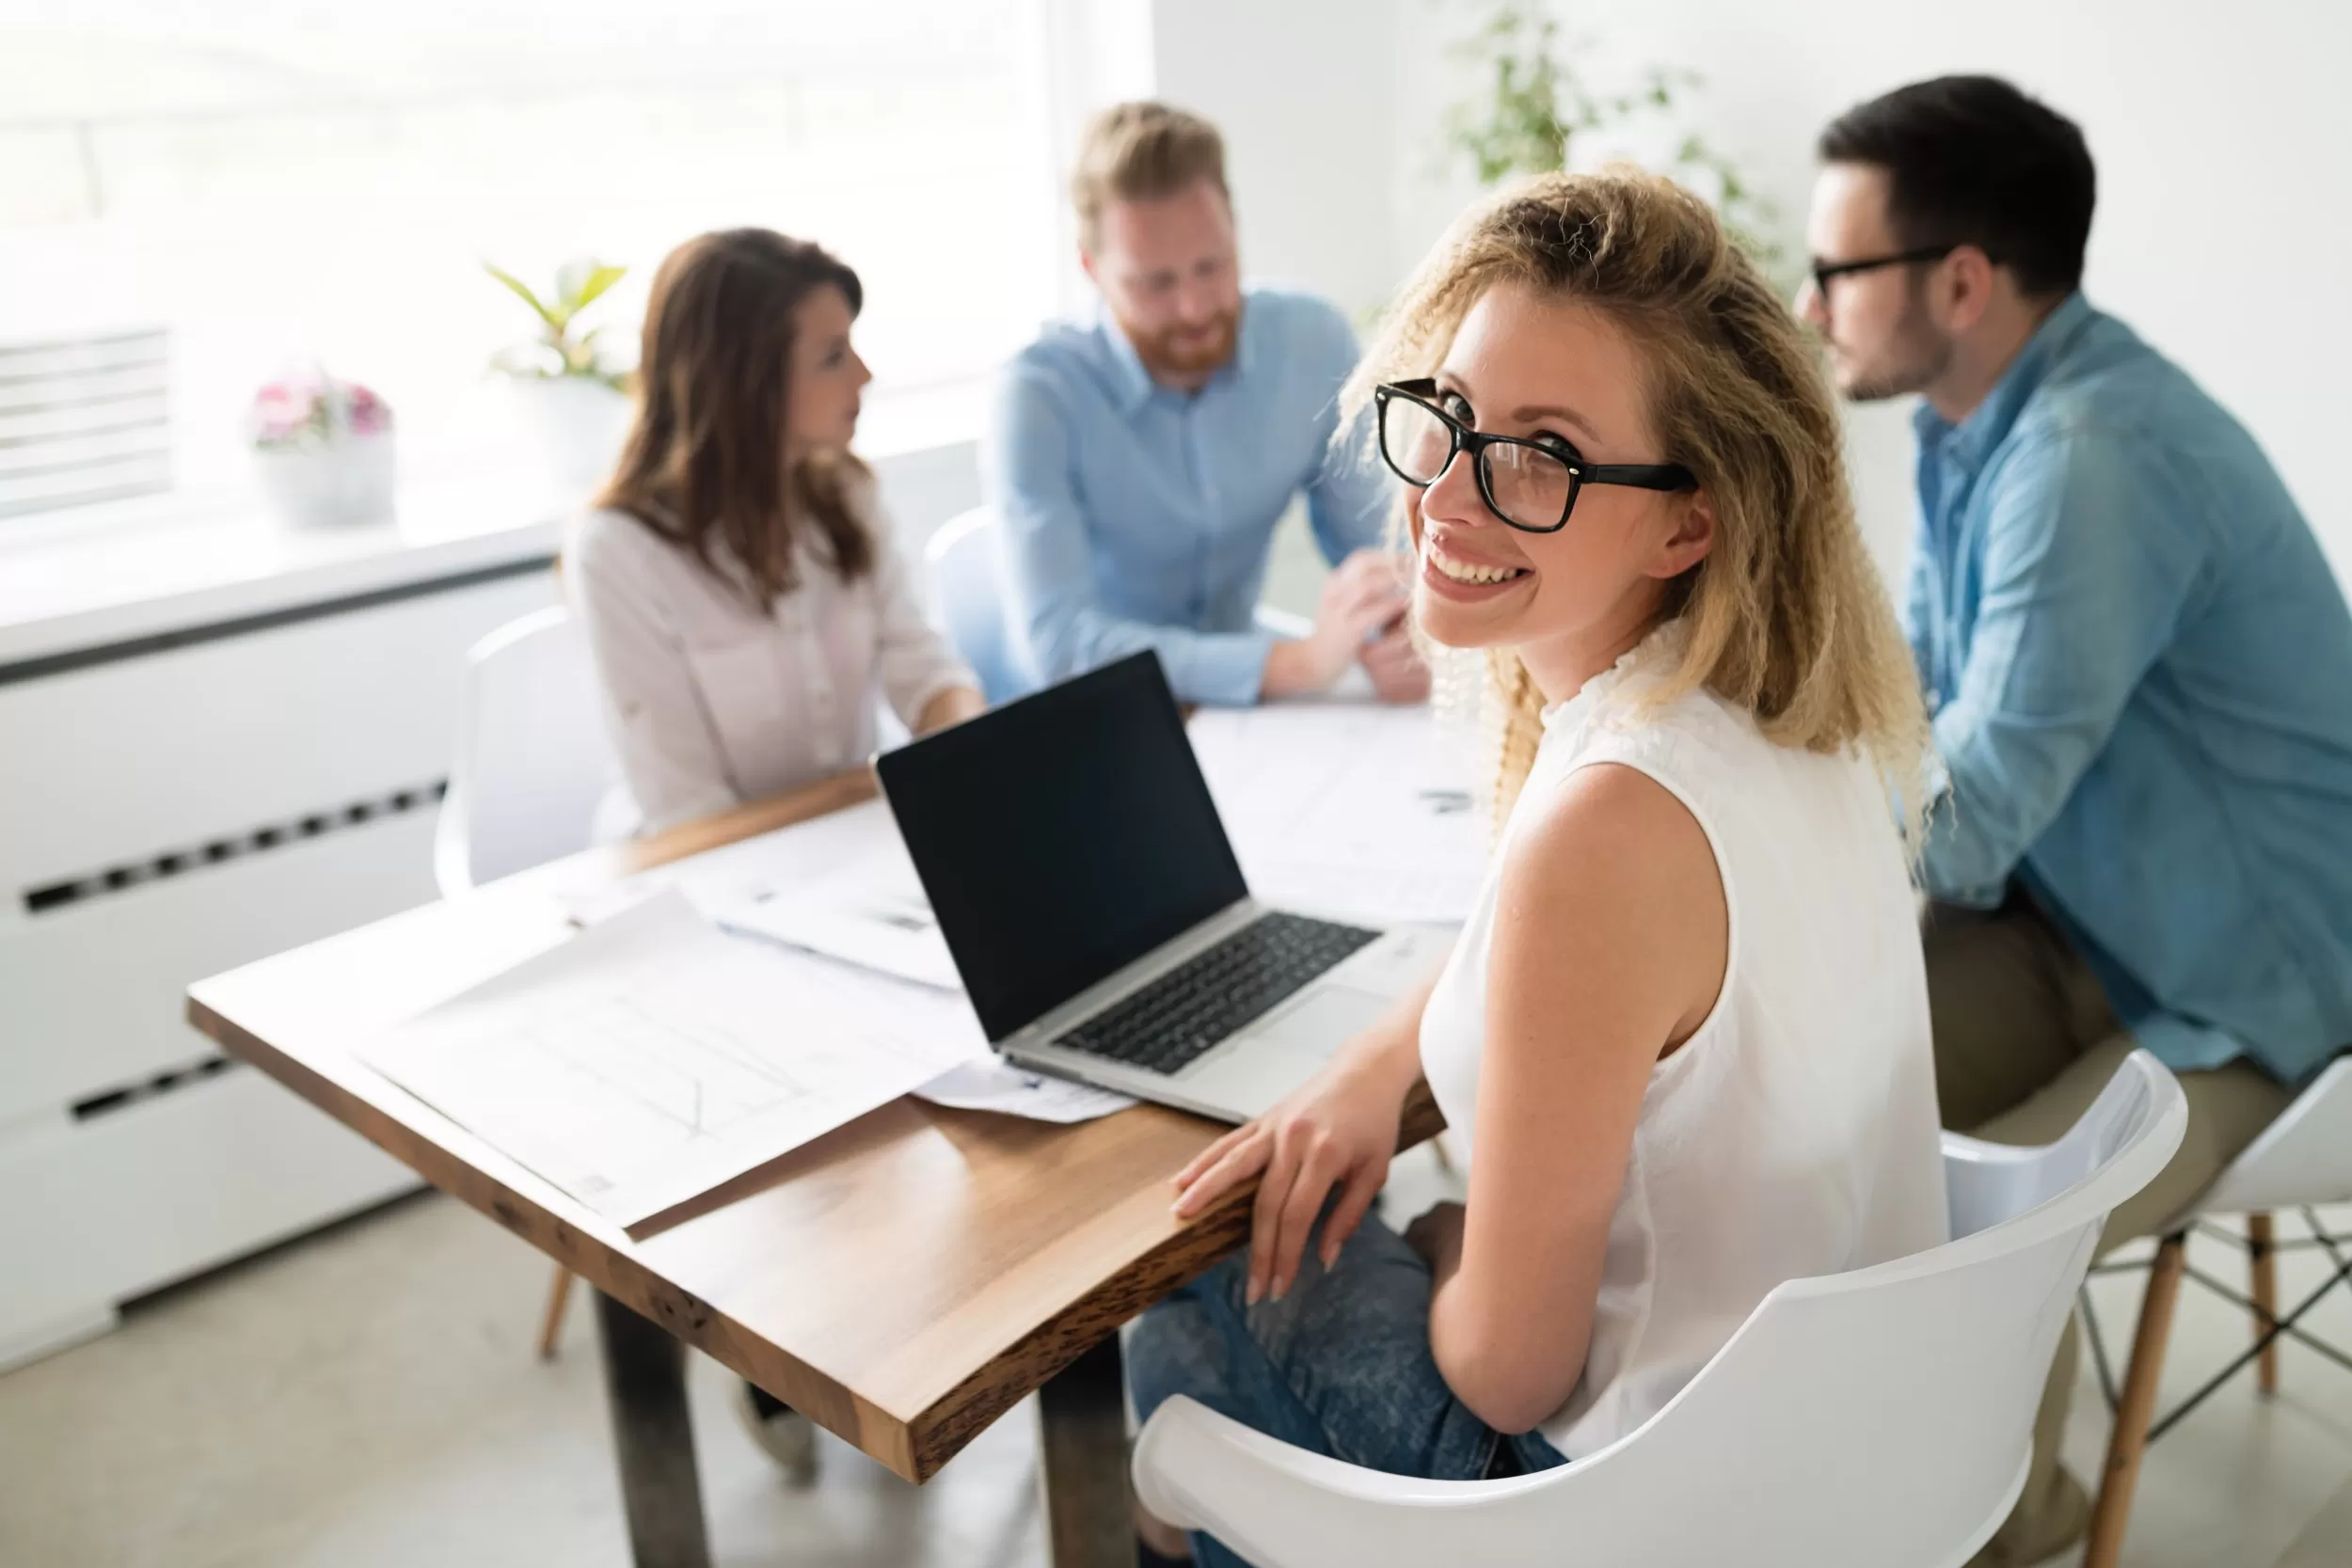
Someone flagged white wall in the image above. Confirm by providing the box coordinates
[1158,0,2352,586]
[1128,0,1403,611]
[1151,0,1402,320]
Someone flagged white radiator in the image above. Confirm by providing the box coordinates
[0,562,555,1368]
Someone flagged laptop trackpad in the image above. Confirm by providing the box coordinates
[1247,985,1390,1052]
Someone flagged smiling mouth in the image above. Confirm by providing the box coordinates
[1424,539,1529,586]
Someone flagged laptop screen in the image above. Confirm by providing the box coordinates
[875,651,1249,1043]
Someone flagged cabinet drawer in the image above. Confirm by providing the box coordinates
[0,568,552,893]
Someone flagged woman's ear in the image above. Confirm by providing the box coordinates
[1645,490,1715,580]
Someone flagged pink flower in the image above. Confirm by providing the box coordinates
[248,372,392,448]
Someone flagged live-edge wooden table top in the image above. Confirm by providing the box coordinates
[188,769,1439,1483]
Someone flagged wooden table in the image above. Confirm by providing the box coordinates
[188,768,1437,1567]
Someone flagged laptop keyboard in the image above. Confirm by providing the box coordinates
[1048,911,1382,1077]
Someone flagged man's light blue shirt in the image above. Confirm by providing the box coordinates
[1908,292,2352,1085]
[983,287,1391,705]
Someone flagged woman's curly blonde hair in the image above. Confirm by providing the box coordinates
[1343,167,1930,848]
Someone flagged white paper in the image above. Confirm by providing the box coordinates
[560,799,907,929]
[1187,704,1488,926]
[912,1057,1136,1123]
[711,836,959,991]
[362,891,984,1226]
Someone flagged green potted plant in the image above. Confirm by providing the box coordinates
[1440,1,1787,280]
[485,258,633,491]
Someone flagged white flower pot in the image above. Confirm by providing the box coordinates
[516,377,632,494]
[253,431,396,528]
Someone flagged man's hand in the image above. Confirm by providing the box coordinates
[1359,620,1429,704]
[1261,549,1409,700]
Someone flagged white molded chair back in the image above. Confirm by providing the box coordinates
[433,605,618,895]
[1134,1052,2187,1568]
[2173,1054,2352,1222]
[924,506,1034,704]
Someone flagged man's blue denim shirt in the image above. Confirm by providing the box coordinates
[1908,292,2352,1085]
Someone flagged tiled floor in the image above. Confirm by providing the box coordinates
[3,1150,2348,1566]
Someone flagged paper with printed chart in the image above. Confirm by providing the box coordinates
[552,804,1133,1126]
[1186,702,1488,927]
[361,890,985,1226]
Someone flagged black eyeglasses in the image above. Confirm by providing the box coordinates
[1372,378,1695,534]
[1808,243,1961,297]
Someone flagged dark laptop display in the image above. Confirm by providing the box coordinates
[874,652,1248,1043]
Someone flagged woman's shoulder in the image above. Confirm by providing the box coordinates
[1586,679,1874,822]
[566,503,675,575]
[564,504,722,624]
[1493,730,1727,1036]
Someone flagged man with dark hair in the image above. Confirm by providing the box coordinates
[1804,75,2352,1564]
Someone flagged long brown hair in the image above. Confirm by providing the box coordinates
[1345,168,1931,846]
[596,228,873,602]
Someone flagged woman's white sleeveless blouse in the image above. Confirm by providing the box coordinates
[1419,640,1947,1459]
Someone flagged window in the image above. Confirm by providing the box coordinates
[0,1,1061,511]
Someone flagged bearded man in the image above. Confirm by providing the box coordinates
[986,101,1425,705]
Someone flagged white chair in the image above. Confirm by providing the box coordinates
[433,604,618,897]
[2081,1054,2352,1568]
[924,506,1036,705]
[1132,1052,2187,1568]
[432,603,619,1356]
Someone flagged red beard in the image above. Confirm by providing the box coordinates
[1119,306,1241,381]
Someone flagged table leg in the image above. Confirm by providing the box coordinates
[594,1290,712,1568]
[1037,1334,1134,1568]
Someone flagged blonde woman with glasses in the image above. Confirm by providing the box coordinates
[1128,169,1948,1567]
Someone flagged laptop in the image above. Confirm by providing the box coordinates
[874,651,1454,1123]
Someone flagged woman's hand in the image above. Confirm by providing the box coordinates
[1170,1041,1415,1305]
[915,684,986,734]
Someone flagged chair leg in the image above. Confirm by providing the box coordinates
[538,1264,577,1360]
[2249,1212,2280,1396]
[1429,1134,1457,1178]
[2086,1232,2188,1568]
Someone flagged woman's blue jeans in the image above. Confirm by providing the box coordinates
[1126,1213,1566,1568]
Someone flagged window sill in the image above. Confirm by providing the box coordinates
[0,376,992,675]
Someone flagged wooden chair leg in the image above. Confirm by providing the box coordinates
[537,1264,577,1360]
[2249,1212,2280,1396]
[2086,1232,2188,1568]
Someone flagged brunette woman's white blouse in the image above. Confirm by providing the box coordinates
[565,495,974,836]
[1417,633,1948,1460]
